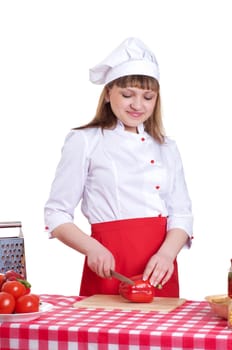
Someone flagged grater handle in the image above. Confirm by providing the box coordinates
[0,221,22,228]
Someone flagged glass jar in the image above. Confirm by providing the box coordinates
[228,300,232,328]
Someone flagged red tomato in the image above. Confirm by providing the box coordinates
[4,269,24,280]
[28,293,40,303]
[24,287,31,295]
[17,278,31,294]
[15,294,40,313]
[0,273,6,289]
[0,292,16,314]
[1,280,26,299]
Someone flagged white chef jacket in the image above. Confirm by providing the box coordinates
[44,121,193,239]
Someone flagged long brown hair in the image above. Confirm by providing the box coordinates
[74,75,165,144]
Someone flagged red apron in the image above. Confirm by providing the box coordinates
[79,217,179,297]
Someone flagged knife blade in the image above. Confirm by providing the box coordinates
[110,269,135,285]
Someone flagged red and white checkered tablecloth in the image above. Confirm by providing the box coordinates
[0,294,232,350]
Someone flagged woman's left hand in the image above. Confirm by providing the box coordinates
[143,228,189,287]
[143,252,174,287]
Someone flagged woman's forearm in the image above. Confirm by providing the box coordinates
[51,223,115,277]
[157,228,189,260]
[51,223,99,255]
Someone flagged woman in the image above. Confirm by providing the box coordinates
[44,37,193,297]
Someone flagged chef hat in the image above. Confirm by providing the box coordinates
[89,37,160,85]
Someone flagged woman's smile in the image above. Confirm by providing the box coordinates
[127,110,144,118]
[107,85,157,132]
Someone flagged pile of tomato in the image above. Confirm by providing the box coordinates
[0,270,40,314]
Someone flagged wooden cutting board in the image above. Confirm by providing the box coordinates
[73,294,186,312]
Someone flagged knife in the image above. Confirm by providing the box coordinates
[110,269,135,285]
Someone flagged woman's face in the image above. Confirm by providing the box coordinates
[106,85,158,133]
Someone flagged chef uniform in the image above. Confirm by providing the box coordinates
[44,37,193,297]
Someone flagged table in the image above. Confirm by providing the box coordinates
[0,294,232,350]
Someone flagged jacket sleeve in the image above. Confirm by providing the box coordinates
[44,130,89,233]
[162,139,193,245]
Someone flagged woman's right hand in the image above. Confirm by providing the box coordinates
[86,240,115,278]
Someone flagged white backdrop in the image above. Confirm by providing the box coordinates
[1,0,232,300]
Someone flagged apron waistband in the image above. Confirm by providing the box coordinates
[91,216,167,233]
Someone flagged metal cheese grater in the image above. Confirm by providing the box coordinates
[0,221,27,277]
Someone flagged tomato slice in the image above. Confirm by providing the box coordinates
[0,292,16,314]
